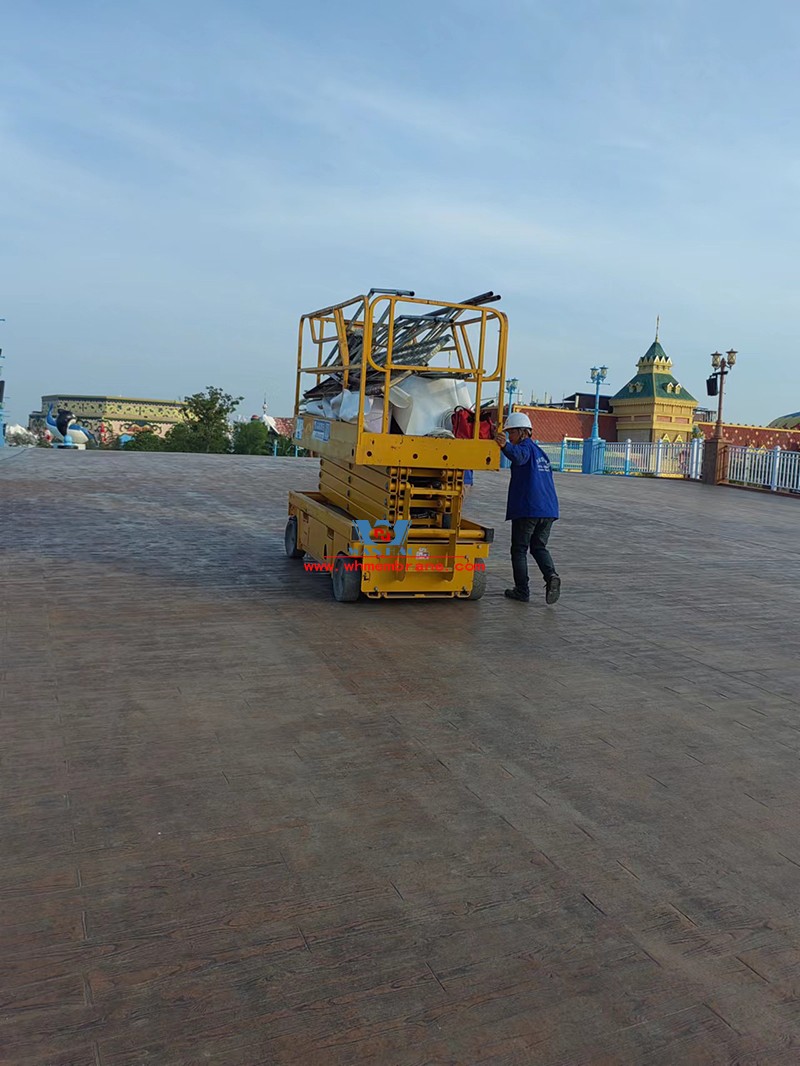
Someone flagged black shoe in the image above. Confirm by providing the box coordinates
[505,588,530,602]
[545,574,561,605]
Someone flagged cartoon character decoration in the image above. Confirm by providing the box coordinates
[45,403,97,449]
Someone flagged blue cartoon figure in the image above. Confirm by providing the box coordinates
[46,404,98,449]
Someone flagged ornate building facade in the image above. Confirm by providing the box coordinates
[29,395,186,444]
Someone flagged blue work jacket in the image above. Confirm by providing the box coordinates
[501,438,560,520]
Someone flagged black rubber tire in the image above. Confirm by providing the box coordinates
[331,554,362,602]
[284,516,305,559]
[467,567,487,600]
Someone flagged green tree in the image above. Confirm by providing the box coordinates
[232,420,271,455]
[164,385,243,453]
[122,430,164,451]
[274,433,305,456]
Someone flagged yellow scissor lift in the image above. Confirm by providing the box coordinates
[285,289,507,601]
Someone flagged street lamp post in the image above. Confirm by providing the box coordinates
[702,348,738,484]
[0,318,6,449]
[500,377,519,470]
[589,365,609,440]
[582,365,609,474]
[708,349,737,439]
[506,377,519,418]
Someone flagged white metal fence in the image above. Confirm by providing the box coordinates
[533,438,705,480]
[533,439,583,472]
[530,437,800,493]
[726,445,800,493]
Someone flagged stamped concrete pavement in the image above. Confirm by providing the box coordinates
[2,449,800,1065]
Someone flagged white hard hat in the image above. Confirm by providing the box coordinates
[503,412,532,431]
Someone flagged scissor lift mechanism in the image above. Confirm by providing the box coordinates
[285,289,508,601]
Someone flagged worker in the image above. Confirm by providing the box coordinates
[494,412,561,604]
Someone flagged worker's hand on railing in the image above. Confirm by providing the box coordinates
[495,431,507,447]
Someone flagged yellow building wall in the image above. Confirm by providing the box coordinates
[612,399,696,443]
[30,395,186,440]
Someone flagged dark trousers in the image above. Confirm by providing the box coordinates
[511,518,557,594]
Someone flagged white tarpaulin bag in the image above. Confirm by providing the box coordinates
[390,376,472,435]
[338,390,361,423]
[363,396,384,433]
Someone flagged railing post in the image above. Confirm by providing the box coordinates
[770,445,781,492]
[624,439,632,476]
[560,438,566,472]
[655,439,663,478]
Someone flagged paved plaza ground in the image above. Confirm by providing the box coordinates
[2,448,800,1065]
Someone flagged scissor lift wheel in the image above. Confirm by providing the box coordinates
[331,554,361,603]
[284,516,305,559]
[468,568,487,600]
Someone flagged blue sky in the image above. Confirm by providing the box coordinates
[2,0,799,427]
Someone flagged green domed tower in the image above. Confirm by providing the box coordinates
[611,335,698,443]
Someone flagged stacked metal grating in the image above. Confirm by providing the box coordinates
[302,291,501,402]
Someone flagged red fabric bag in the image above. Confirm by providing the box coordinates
[452,406,495,440]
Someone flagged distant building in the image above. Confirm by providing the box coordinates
[29,395,186,444]
[244,413,296,437]
[251,400,295,439]
[538,391,613,413]
[610,339,698,442]
[271,416,295,437]
[514,335,800,452]
[769,411,800,431]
